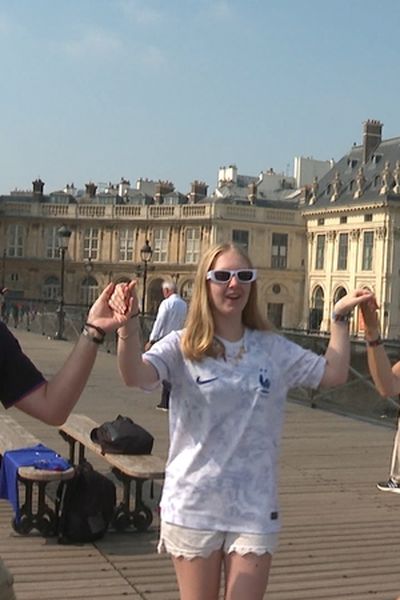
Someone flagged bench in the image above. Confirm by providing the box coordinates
[0,414,75,535]
[59,413,165,532]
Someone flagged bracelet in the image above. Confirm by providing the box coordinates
[82,326,104,345]
[331,311,350,323]
[366,335,383,347]
[85,322,106,339]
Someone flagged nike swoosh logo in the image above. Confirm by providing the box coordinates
[196,376,218,385]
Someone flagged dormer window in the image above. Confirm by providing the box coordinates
[374,175,381,187]
[372,154,382,165]
[326,184,331,196]
[347,158,358,169]
[349,180,354,191]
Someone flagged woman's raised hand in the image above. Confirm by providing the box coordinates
[333,288,375,317]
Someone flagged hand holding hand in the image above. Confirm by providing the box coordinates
[359,294,379,334]
[333,288,375,317]
[108,280,140,317]
[86,283,133,333]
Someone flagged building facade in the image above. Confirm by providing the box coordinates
[303,119,400,339]
[0,175,308,329]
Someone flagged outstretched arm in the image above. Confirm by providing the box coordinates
[360,298,400,397]
[15,283,132,425]
[109,281,159,388]
[320,289,374,388]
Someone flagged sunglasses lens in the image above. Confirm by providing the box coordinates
[213,270,231,282]
[237,270,254,282]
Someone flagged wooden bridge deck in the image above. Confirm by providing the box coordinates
[1,329,399,599]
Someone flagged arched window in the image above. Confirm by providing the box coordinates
[309,286,324,330]
[43,276,60,300]
[80,276,99,306]
[333,286,347,304]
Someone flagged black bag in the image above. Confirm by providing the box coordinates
[56,460,116,544]
[90,414,154,455]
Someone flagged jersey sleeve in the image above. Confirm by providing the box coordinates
[143,330,183,385]
[0,324,46,408]
[269,333,326,390]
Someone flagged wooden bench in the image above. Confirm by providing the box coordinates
[59,413,165,532]
[0,414,74,535]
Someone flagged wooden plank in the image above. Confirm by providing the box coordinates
[0,415,74,481]
[60,413,165,479]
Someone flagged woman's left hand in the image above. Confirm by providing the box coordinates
[333,288,375,317]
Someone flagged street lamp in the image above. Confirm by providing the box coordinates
[140,240,153,314]
[84,257,93,310]
[55,225,72,340]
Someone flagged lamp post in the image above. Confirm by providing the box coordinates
[55,225,72,340]
[83,257,93,310]
[140,240,153,314]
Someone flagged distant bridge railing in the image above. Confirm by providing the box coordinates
[4,307,398,427]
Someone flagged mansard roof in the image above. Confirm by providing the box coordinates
[304,135,400,210]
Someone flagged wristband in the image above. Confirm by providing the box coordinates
[331,311,350,323]
[366,335,383,347]
[85,322,106,338]
[82,326,104,345]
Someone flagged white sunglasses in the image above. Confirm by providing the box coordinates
[206,269,257,284]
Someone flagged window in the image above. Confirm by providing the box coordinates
[7,224,24,257]
[271,233,288,269]
[83,228,99,260]
[80,276,99,306]
[362,231,374,270]
[337,233,348,270]
[181,280,194,301]
[340,216,347,224]
[267,303,283,328]
[364,214,373,222]
[185,228,201,263]
[43,276,60,300]
[45,226,59,259]
[232,229,249,251]
[315,235,325,270]
[119,228,134,261]
[153,228,168,262]
[317,218,325,226]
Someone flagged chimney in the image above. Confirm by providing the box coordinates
[85,182,97,198]
[32,178,44,195]
[363,119,383,163]
[189,180,208,203]
[247,181,257,204]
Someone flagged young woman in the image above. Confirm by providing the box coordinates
[111,242,373,600]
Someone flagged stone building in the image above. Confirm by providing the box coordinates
[303,119,400,339]
[0,169,309,329]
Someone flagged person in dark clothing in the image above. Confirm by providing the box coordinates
[0,283,132,599]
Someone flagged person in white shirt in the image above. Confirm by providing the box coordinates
[110,243,373,600]
[145,281,187,410]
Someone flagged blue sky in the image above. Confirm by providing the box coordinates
[1,0,399,195]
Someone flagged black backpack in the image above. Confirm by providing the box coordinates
[56,460,116,544]
[90,414,154,455]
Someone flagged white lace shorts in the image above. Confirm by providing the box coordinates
[157,521,279,560]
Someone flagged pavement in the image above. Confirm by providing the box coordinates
[1,326,400,600]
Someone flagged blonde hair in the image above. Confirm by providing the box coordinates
[181,242,270,361]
